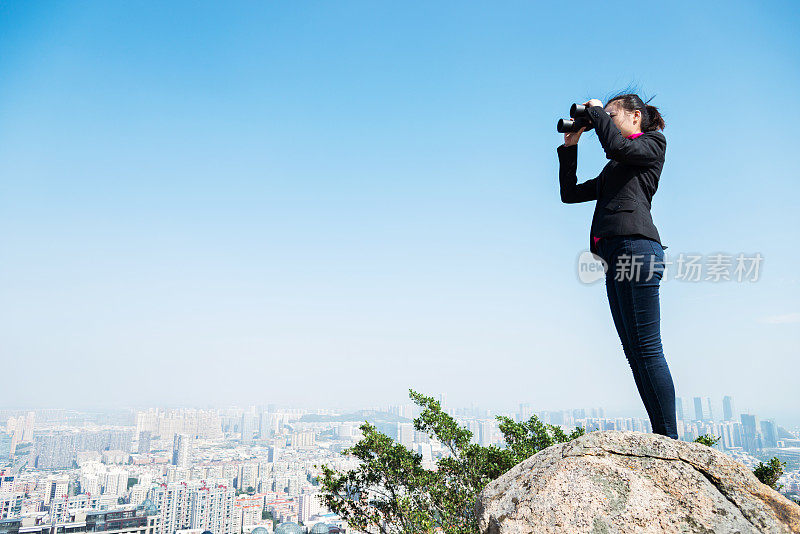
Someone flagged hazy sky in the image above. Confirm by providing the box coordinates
[1,1,798,424]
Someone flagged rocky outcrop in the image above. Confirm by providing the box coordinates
[475,430,800,533]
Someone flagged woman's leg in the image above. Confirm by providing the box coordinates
[604,255,658,428]
[598,238,653,424]
[608,237,678,439]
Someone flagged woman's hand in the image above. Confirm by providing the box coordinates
[564,126,585,147]
[563,99,601,146]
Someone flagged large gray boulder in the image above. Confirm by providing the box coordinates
[476,430,800,533]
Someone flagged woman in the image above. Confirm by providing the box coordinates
[557,93,677,439]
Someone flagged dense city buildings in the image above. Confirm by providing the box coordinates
[1,398,798,533]
[0,507,159,534]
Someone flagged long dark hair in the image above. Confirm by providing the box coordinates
[606,90,666,132]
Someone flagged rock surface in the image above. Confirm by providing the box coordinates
[475,430,800,533]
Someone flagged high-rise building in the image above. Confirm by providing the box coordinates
[298,493,326,524]
[466,420,480,443]
[104,469,129,497]
[704,397,714,422]
[172,435,192,468]
[478,420,496,446]
[136,409,222,440]
[740,414,760,453]
[240,413,255,445]
[22,412,35,442]
[5,413,34,458]
[258,411,272,441]
[289,431,314,448]
[675,397,684,421]
[150,482,191,534]
[760,419,778,448]
[150,481,235,534]
[129,484,150,507]
[33,430,133,469]
[233,494,263,531]
[107,430,134,453]
[693,397,704,421]
[80,473,101,496]
[0,475,23,519]
[0,433,12,462]
[719,421,743,450]
[237,464,258,492]
[397,423,414,448]
[34,433,77,469]
[723,396,735,422]
[44,476,70,505]
[137,431,151,454]
[189,482,235,534]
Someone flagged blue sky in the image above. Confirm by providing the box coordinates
[1,1,798,424]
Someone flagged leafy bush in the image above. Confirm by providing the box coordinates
[693,434,720,447]
[753,457,785,491]
[317,389,584,534]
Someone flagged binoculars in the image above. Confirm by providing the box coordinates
[557,103,601,133]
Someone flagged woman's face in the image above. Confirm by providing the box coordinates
[605,102,642,137]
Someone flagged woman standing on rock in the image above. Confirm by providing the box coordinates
[557,92,678,440]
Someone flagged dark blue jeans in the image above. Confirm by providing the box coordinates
[596,235,678,439]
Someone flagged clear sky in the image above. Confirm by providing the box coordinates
[1,1,798,424]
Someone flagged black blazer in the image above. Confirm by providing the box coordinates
[557,104,667,257]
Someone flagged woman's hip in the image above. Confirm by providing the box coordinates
[599,235,665,283]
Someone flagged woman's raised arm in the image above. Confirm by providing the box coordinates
[557,143,602,203]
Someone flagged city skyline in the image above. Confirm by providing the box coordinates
[1,4,798,425]
[4,393,798,532]
[2,389,797,428]
[2,391,794,431]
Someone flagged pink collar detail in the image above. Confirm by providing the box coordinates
[626,132,644,139]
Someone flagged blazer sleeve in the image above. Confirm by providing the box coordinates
[557,143,600,204]
[586,105,666,166]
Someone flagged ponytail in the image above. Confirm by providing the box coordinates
[644,104,665,132]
